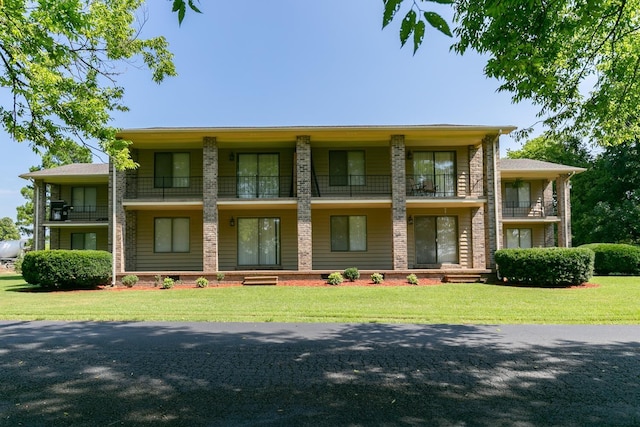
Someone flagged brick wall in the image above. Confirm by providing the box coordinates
[296,136,312,271]
[390,135,408,270]
[203,137,219,272]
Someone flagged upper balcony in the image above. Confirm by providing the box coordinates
[124,176,203,200]
[218,176,294,199]
[502,201,557,218]
[312,175,391,198]
[48,201,109,225]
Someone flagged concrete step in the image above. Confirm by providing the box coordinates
[443,274,484,284]
[242,276,279,286]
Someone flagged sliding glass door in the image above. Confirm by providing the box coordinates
[414,216,458,264]
[237,218,281,267]
[237,154,279,198]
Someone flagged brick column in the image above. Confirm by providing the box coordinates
[390,135,408,270]
[34,180,46,251]
[483,135,501,268]
[556,174,572,247]
[125,211,137,270]
[471,207,486,268]
[469,145,484,197]
[203,137,219,272]
[108,162,126,273]
[543,179,555,247]
[296,136,313,271]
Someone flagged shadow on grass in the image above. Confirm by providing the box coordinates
[0,322,638,426]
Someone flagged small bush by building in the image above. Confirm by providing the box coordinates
[327,272,344,285]
[21,250,112,290]
[343,267,360,282]
[495,247,594,287]
[579,243,640,275]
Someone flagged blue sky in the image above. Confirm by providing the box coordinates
[0,0,541,222]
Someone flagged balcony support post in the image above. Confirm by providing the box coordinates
[203,137,219,272]
[296,136,313,271]
[391,135,408,270]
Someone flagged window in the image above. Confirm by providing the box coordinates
[71,187,97,213]
[154,218,190,252]
[329,150,365,186]
[154,152,190,188]
[237,217,280,266]
[71,233,97,250]
[412,151,455,196]
[506,228,532,248]
[237,153,279,198]
[414,216,458,264]
[331,215,367,251]
[504,182,531,208]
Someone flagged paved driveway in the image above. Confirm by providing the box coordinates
[0,322,639,426]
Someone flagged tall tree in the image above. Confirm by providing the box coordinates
[0,217,21,241]
[383,0,640,147]
[0,0,177,169]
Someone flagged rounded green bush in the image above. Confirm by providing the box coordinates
[327,272,344,285]
[371,272,384,284]
[121,274,139,288]
[579,243,640,275]
[495,247,594,287]
[21,250,112,290]
[343,267,360,282]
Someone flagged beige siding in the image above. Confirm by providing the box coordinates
[406,208,472,268]
[135,149,203,178]
[58,184,109,207]
[135,210,203,271]
[311,147,391,175]
[218,209,298,271]
[56,227,109,251]
[311,208,393,270]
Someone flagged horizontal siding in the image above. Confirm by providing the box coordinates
[58,185,109,207]
[56,227,109,251]
[218,210,298,271]
[406,207,472,268]
[311,208,393,270]
[218,148,295,178]
[503,224,548,248]
[135,210,203,271]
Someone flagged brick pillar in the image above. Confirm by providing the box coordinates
[34,180,46,251]
[469,145,484,197]
[471,207,486,268]
[483,135,501,268]
[556,174,572,247]
[125,211,137,270]
[543,179,555,247]
[108,162,126,273]
[296,136,313,271]
[390,135,408,270]
[203,137,219,272]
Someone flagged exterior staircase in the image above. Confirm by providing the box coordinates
[443,274,485,284]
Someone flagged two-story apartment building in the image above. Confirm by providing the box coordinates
[21,125,585,280]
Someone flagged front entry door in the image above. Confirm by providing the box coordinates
[414,216,458,265]
[238,217,281,267]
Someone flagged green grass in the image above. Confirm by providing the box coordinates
[0,274,638,324]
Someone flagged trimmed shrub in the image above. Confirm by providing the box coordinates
[579,243,640,275]
[216,272,225,282]
[121,274,139,288]
[161,277,175,289]
[371,272,384,284]
[196,277,209,288]
[406,273,419,285]
[327,272,344,285]
[495,247,594,287]
[21,250,111,290]
[343,267,360,282]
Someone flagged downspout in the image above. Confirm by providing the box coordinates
[33,180,39,250]
[111,162,116,286]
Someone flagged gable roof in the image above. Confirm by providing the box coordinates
[500,158,587,179]
[19,163,109,184]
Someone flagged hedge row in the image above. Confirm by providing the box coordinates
[579,243,640,275]
[495,247,594,287]
[21,250,112,290]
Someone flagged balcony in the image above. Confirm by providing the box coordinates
[502,201,556,218]
[49,203,109,223]
[218,176,294,199]
[312,175,391,197]
[406,174,456,198]
[125,176,203,200]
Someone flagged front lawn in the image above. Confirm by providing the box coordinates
[0,274,638,324]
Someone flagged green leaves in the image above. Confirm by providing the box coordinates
[172,0,202,25]
[382,0,453,55]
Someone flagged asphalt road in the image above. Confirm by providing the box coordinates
[0,322,639,426]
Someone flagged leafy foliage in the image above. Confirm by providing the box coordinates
[196,276,209,288]
[0,217,20,241]
[496,248,594,287]
[327,272,344,285]
[343,267,360,282]
[371,272,384,284]
[384,0,640,146]
[0,0,177,170]
[580,243,640,276]
[406,273,419,285]
[121,274,139,288]
[161,277,175,289]
[21,250,112,289]
[172,0,202,25]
